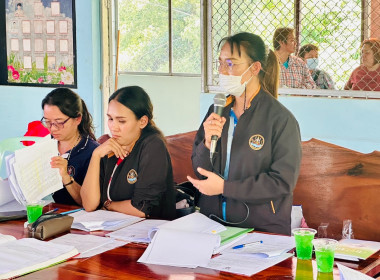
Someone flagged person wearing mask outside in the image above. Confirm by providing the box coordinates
[298,44,335,89]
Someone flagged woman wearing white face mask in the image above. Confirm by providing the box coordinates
[298,44,335,89]
[187,32,302,235]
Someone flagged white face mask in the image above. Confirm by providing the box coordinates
[218,64,253,97]
[306,58,318,70]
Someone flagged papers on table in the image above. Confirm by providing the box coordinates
[138,212,225,268]
[203,252,293,276]
[70,210,144,231]
[0,233,16,244]
[222,232,295,257]
[5,136,62,205]
[335,239,380,261]
[0,238,78,279]
[337,263,375,280]
[106,219,168,243]
[50,233,127,258]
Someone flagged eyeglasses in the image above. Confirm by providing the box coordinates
[214,59,246,71]
[41,117,71,129]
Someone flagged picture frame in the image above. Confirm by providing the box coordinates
[0,0,77,88]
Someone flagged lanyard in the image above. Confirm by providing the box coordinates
[106,157,123,201]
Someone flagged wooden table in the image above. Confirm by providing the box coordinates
[1,204,379,280]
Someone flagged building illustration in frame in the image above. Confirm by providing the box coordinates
[5,0,76,87]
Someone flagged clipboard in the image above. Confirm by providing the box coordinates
[0,210,27,222]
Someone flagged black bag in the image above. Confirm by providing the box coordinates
[175,181,198,218]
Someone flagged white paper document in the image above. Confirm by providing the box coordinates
[0,233,16,244]
[138,213,225,268]
[0,179,14,206]
[70,210,144,231]
[138,227,220,268]
[106,219,168,243]
[337,263,375,280]
[203,252,293,276]
[5,136,63,204]
[222,232,295,257]
[50,233,127,258]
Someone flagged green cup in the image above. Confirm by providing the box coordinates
[292,228,317,260]
[312,238,338,273]
[26,201,44,224]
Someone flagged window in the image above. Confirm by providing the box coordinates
[117,0,201,75]
[203,0,380,95]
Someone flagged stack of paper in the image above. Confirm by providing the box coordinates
[0,238,78,279]
[337,263,375,280]
[4,136,62,205]
[222,232,296,257]
[107,219,168,243]
[50,233,127,258]
[335,239,380,261]
[138,212,227,268]
[70,210,144,231]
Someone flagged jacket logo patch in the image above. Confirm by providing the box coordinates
[127,169,138,184]
[249,134,265,150]
[67,166,75,177]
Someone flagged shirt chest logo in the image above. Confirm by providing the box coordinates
[67,166,75,177]
[249,134,265,150]
[127,169,138,184]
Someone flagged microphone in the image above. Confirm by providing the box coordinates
[210,93,226,160]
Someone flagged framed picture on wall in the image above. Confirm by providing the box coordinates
[0,0,77,88]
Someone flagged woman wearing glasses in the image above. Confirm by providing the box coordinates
[81,86,175,220]
[41,88,99,205]
[187,32,302,235]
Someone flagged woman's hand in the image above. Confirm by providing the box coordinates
[50,156,70,183]
[187,167,224,196]
[203,113,226,149]
[93,138,129,159]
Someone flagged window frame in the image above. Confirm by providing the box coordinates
[202,0,378,98]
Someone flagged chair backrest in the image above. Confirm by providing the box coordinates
[0,137,44,179]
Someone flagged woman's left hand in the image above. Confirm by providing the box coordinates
[187,167,224,196]
[51,156,69,179]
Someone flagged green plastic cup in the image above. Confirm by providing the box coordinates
[313,238,338,273]
[292,228,317,260]
[26,201,44,224]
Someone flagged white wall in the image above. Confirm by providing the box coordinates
[117,75,201,136]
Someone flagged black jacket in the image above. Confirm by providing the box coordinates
[192,89,302,235]
[99,130,176,220]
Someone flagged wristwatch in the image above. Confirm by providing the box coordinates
[103,199,112,210]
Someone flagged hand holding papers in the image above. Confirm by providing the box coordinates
[5,136,62,205]
[70,210,144,231]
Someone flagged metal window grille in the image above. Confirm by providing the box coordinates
[202,0,380,94]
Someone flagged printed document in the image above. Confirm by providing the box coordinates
[107,219,168,243]
[337,263,374,280]
[138,213,225,268]
[50,233,127,258]
[5,136,62,204]
[203,252,293,276]
[222,232,295,257]
[70,210,144,231]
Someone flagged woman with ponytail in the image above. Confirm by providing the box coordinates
[41,88,99,205]
[188,32,302,235]
[81,86,175,220]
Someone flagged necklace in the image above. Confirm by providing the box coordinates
[66,134,81,162]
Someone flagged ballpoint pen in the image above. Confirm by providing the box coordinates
[60,208,84,215]
[232,240,263,249]
[45,208,59,214]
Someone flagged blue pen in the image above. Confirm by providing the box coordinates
[45,208,59,214]
[232,240,263,249]
[60,208,84,215]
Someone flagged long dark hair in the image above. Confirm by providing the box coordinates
[41,88,96,140]
[109,86,165,141]
[219,32,279,98]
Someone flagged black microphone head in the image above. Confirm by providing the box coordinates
[213,93,226,115]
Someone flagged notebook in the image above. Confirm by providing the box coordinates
[335,239,380,261]
[0,235,78,279]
